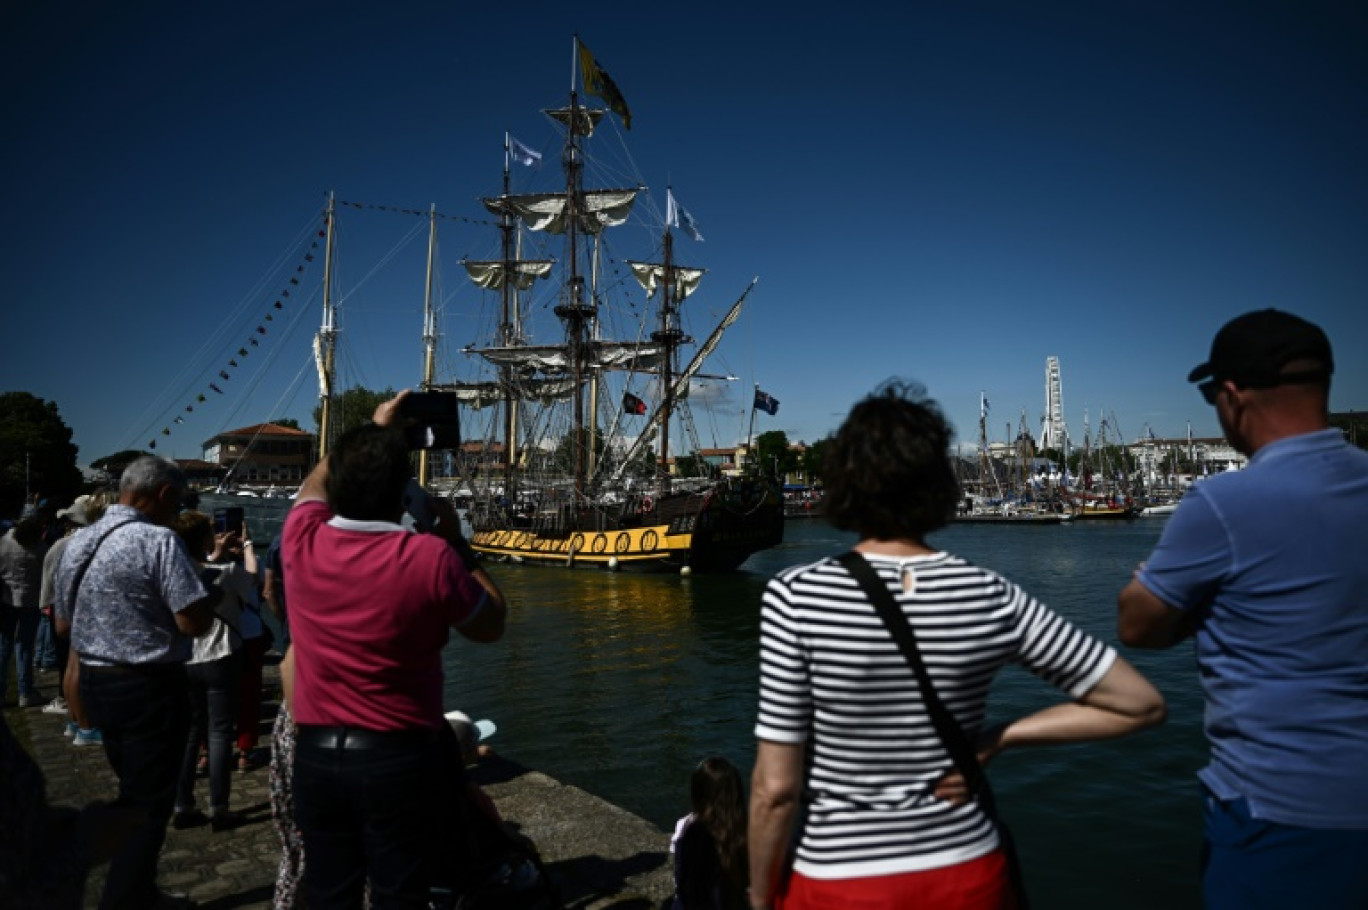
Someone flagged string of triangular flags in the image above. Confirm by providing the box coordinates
[147,228,326,450]
[336,199,495,228]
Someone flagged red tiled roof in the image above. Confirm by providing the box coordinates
[219,423,312,437]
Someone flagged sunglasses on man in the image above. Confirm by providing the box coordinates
[1198,370,1328,406]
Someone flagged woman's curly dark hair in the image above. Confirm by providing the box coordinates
[823,379,959,541]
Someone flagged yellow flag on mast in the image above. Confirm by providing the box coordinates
[577,38,632,130]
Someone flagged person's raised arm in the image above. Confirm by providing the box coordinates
[429,495,506,643]
[748,739,805,910]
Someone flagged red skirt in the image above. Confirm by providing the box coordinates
[777,850,1015,910]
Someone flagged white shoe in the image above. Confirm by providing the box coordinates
[64,721,79,737]
[73,728,103,747]
[42,696,69,714]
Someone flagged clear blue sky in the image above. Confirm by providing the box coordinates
[3,1,1365,465]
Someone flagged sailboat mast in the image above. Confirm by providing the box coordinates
[316,192,338,461]
[417,203,438,486]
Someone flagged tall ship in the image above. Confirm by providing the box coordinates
[356,39,784,572]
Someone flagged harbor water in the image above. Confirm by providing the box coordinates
[209,496,1205,909]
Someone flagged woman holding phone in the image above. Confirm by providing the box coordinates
[170,510,256,831]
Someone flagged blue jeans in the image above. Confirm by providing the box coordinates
[1202,785,1368,909]
[293,727,444,909]
[0,605,41,700]
[178,652,242,813]
[34,609,58,668]
[80,662,191,910]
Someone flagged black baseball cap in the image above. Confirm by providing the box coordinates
[1188,309,1334,387]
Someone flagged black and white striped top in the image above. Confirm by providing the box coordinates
[755,551,1115,879]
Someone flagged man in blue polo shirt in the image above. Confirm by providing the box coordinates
[1118,309,1368,909]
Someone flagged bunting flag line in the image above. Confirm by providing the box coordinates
[754,389,780,416]
[666,189,704,242]
[510,135,542,167]
[577,38,632,129]
[336,198,494,228]
[623,392,648,416]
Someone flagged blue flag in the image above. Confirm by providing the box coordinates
[754,389,779,416]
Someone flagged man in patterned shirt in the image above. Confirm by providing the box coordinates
[55,456,218,910]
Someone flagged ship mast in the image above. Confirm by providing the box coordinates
[417,203,438,486]
[552,83,595,499]
[497,138,518,485]
[315,192,338,461]
[651,220,684,495]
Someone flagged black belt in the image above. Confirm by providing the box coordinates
[81,661,186,678]
[295,724,438,751]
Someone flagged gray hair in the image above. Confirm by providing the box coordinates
[119,455,187,497]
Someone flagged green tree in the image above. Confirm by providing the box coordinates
[312,387,394,441]
[0,392,83,516]
[553,427,606,474]
[754,430,798,482]
[801,436,831,484]
[272,417,302,430]
[673,453,704,478]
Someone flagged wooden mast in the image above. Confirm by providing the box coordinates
[316,192,338,461]
[651,217,683,495]
[417,203,438,486]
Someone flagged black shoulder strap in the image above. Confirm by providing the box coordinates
[835,550,997,818]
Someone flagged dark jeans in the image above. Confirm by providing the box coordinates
[1201,785,1368,909]
[0,605,41,700]
[293,727,444,910]
[80,662,191,910]
[178,651,242,813]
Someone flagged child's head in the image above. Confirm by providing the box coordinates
[690,755,744,820]
[171,510,214,560]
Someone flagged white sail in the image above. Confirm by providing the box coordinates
[462,260,554,291]
[482,189,639,235]
[628,262,706,301]
[430,378,578,409]
[466,341,666,374]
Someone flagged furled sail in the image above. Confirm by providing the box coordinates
[462,260,554,291]
[466,341,666,374]
[482,189,639,235]
[430,377,578,409]
[628,262,706,301]
[544,106,605,137]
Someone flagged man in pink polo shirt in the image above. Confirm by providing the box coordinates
[283,391,506,909]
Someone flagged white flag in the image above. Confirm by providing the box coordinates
[509,135,541,168]
[666,188,704,242]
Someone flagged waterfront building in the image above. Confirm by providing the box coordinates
[201,423,315,488]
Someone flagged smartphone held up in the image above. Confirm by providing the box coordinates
[400,391,461,450]
[213,506,245,536]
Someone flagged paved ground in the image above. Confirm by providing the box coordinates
[7,659,673,909]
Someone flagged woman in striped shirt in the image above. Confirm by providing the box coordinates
[747,381,1165,910]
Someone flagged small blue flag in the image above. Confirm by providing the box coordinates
[754,389,779,416]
